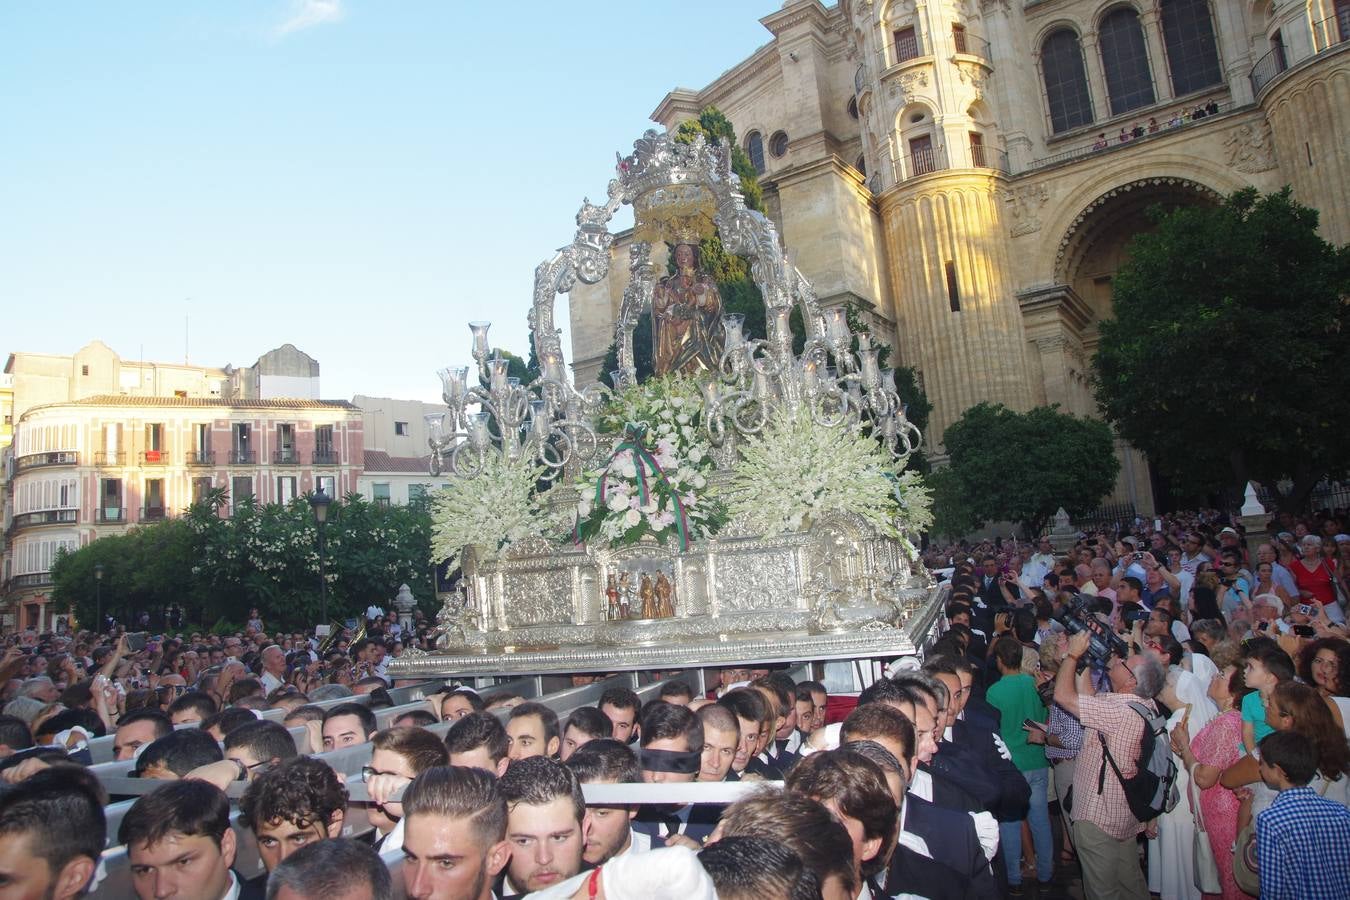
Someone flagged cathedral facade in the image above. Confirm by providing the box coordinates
[568,0,1350,514]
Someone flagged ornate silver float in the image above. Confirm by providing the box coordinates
[390,130,946,679]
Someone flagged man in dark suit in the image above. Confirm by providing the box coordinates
[839,704,997,899]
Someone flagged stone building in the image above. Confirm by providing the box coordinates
[568,0,1350,514]
[1,342,362,631]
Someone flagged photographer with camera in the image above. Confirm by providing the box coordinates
[1054,626,1169,900]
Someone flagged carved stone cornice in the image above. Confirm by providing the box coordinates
[1017,283,1095,333]
[760,0,839,38]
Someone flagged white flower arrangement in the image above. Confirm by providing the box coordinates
[572,425,727,549]
[723,406,931,540]
[600,374,712,467]
[429,453,556,572]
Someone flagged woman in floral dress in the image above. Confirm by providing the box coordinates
[1171,649,1253,900]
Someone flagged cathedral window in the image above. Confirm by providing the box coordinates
[745,131,765,174]
[1041,29,1095,134]
[1160,0,1223,95]
[1099,7,1156,116]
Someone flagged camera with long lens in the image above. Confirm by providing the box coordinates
[1055,595,1129,671]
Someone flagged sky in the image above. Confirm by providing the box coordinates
[0,1,781,402]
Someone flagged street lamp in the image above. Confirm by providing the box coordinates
[309,485,333,627]
[93,563,104,634]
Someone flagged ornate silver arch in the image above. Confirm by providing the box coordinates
[529,129,825,387]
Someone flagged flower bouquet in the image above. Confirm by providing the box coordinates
[430,453,558,572]
[723,405,931,540]
[572,423,727,550]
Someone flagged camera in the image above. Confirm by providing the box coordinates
[1056,595,1130,671]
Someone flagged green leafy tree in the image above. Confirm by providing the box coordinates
[53,487,435,631]
[1094,188,1350,510]
[938,402,1120,538]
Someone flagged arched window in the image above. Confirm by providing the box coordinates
[1041,29,1095,134]
[1161,0,1223,95]
[1099,8,1156,116]
[745,131,765,175]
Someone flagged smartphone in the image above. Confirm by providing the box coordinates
[1126,610,1151,623]
[1295,604,1315,617]
[1292,625,1316,638]
[1022,718,1047,732]
[125,632,148,652]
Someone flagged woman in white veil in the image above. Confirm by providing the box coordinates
[1148,660,1220,898]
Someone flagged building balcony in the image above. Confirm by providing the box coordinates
[94,451,127,467]
[141,506,168,522]
[952,31,992,66]
[273,449,300,466]
[312,449,340,466]
[97,507,127,524]
[1020,97,1233,175]
[139,450,169,466]
[970,142,1010,175]
[227,450,257,465]
[185,450,215,467]
[8,572,52,590]
[14,451,78,472]
[9,508,78,532]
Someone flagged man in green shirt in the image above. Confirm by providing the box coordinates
[985,636,1053,894]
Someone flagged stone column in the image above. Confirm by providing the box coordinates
[1080,31,1112,123]
[393,583,417,635]
[1237,483,1272,564]
[1139,9,1174,103]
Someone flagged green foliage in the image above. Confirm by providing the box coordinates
[938,402,1120,538]
[51,489,435,629]
[1093,188,1350,509]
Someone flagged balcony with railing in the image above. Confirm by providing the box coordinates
[227,450,257,465]
[900,144,949,181]
[139,450,168,466]
[141,506,168,522]
[1252,16,1348,96]
[14,451,78,472]
[185,450,215,467]
[97,507,127,524]
[9,508,78,532]
[95,451,127,467]
[312,449,340,466]
[952,30,991,64]
[273,449,300,466]
[1020,98,1233,174]
[8,572,52,589]
[970,141,1010,174]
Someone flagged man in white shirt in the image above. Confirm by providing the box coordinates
[120,781,242,900]
[498,757,587,895]
[566,738,657,865]
[1024,537,1057,590]
[259,645,287,695]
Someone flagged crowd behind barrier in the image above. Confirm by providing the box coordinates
[3,518,1348,900]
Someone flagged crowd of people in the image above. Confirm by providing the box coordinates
[1089,99,1222,150]
[1,505,1349,899]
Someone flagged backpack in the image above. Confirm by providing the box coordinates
[1095,700,1179,823]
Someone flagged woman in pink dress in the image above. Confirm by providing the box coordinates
[1171,652,1254,899]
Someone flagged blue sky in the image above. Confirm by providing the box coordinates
[0,1,779,401]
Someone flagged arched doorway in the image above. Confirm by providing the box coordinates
[1052,176,1222,513]
[1057,176,1221,326]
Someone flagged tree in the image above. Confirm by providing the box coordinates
[1094,188,1350,510]
[51,489,436,631]
[938,402,1120,538]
